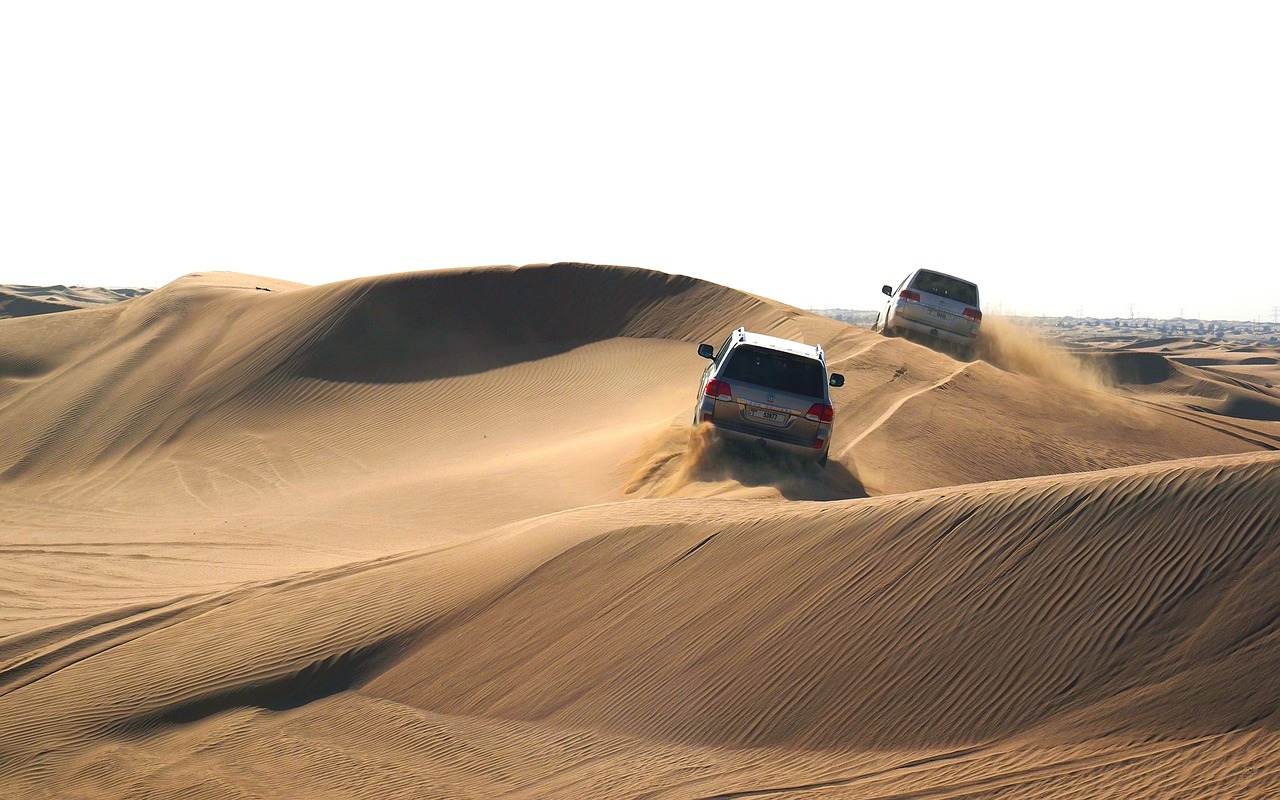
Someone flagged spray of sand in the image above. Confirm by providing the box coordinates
[977,315,1110,392]
[625,423,864,500]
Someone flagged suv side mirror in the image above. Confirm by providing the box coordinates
[881,285,893,297]
[829,373,845,388]
[697,343,714,359]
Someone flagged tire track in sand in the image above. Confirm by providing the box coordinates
[836,363,970,459]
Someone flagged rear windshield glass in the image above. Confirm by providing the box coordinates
[721,346,825,397]
[910,270,978,307]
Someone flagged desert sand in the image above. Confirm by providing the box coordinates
[1,262,1278,798]
[0,285,151,319]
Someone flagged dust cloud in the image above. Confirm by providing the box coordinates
[625,423,864,501]
[977,315,1110,392]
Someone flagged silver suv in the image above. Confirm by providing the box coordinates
[694,328,844,465]
[874,269,982,358]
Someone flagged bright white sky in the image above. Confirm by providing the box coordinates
[2,2,1277,321]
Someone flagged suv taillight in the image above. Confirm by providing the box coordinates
[806,403,834,423]
[705,379,732,400]
[963,308,983,321]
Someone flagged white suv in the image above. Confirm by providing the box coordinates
[875,269,982,359]
[694,328,844,465]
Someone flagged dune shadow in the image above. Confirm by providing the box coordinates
[104,635,411,737]
[1214,394,1280,422]
[298,264,708,384]
[1081,351,1175,385]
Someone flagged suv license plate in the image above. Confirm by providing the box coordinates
[746,407,788,426]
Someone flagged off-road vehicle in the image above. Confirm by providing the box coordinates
[694,327,844,465]
[875,268,982,358]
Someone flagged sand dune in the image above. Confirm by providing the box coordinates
[0,284,150,319]
[2,263,1279,797]
[1096,342,1280,422]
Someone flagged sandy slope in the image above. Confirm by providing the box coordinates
[1,263,1278,797]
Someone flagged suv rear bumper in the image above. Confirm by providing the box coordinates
[888,314,976,346]
[703,418,830,461]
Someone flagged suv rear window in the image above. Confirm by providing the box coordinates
[910,270,978,307]
[721,346,825,397]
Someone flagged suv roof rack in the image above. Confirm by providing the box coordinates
[731,327,825,362]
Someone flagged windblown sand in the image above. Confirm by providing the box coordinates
[2,264,1278,798]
